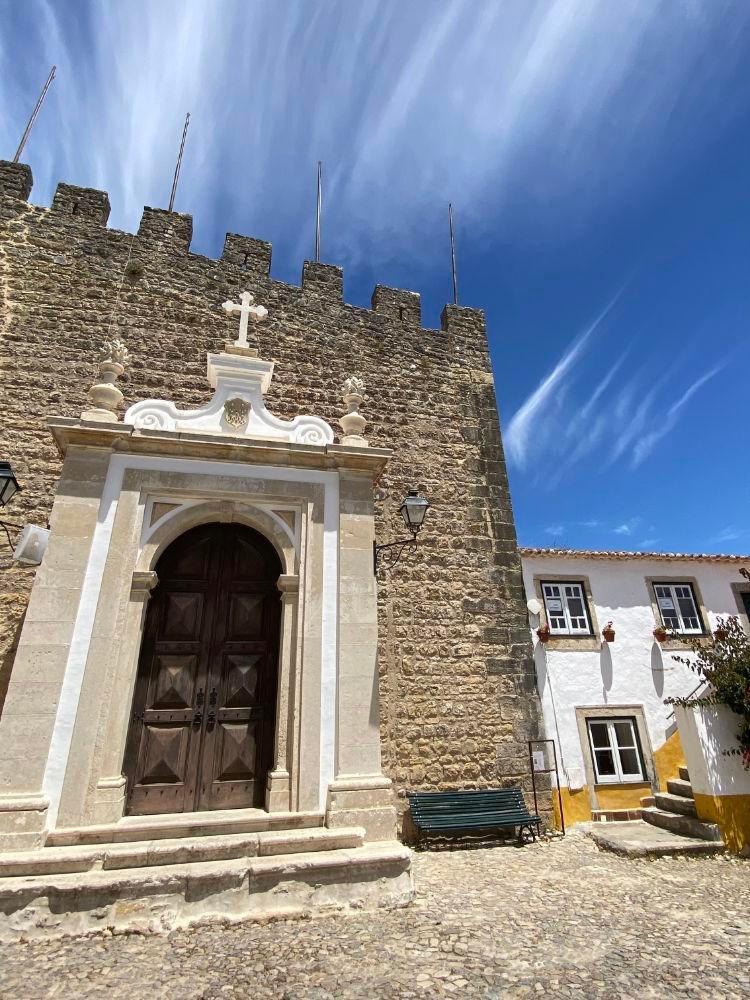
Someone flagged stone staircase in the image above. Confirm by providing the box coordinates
[640,766,723,845]
[587,766,724,858]
[0,809,413,941]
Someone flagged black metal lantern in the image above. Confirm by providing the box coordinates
[399,490,429,535]
[0,463,21,507]
[374,489,430,573]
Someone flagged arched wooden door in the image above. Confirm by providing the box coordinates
[123,523,282,815]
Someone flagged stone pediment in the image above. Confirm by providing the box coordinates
[125,351,334,446]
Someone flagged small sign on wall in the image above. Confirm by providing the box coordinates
[532,749,546,772]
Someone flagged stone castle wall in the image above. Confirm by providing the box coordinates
[0,160,546,820]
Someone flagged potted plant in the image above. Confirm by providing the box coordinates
[602,621,615,643]
[536,623,551,644]
[653,624,669,643]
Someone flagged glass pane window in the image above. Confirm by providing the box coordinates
[586,717,645,784]
[654,583,702,634]
[541,581,591,635]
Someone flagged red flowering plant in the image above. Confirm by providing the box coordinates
[665,616,750,769]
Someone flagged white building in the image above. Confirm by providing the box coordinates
[519,548,750,827]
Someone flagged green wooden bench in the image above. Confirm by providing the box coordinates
[407,787,541,847]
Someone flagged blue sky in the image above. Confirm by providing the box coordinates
[2,0,748,554]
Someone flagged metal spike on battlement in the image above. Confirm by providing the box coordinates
[52,183,110,225]
[302,260,343,300]
[221,234,272,276]
[371,286,421,326]
[0,160,33,201]
[137,206,193,249]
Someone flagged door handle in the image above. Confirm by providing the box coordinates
[196,688,205,706]
[193,709,203,727]
[207,710,216,728]
[209,688,218,706]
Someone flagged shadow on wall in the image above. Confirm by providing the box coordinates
[650,643,665,699]
[534,643,547,696]
[599,642,613,702]
[0,607,26,720]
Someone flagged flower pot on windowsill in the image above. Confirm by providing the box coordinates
[653,626,669,644]
[536,624,551,644]
[601,622,615,643]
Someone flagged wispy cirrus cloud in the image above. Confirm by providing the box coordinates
[504,292,622,468]
[631,363,726,466]
[0,0,746,280]
[504,291,729,481]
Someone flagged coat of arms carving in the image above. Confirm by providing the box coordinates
[223,397,251,428]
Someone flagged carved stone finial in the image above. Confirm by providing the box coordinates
[81,337,129,423]
[339,376,368,447]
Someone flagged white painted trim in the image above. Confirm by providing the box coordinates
[42,453,339,827]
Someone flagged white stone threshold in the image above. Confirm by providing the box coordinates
[47,808,325,847]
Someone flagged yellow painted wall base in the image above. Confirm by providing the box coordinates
[552,787,592,829]
[596,783,651,810]
[653,730,686,791]
[693,792,750,854]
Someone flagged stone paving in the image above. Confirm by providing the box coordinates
[0,830,747,999]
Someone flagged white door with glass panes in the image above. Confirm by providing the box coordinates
[587,718,644,783]
[541,582,590,635]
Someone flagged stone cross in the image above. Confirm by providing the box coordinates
[222,291,268,348]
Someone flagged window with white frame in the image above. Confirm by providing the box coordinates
[653,582,703,634]
[587,717,644,784]
[541,581,591,635]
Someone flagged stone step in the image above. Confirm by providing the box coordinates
[0,826,365,879]
[640,795,655,808]
[0,842,413,942]
[667,778,694,799]
[641,807,722,842]
[47,808,325,847]
[679,766,690,782]
[587,821,724,859]
[654,792,697,817]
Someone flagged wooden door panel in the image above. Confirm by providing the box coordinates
[149,653,198,710]
[137,723,191,784]
[214,721,258,780]
[161,592,205,640]
[223,652,261,707]
[125,523,280,816]
[163,533,214,580]
[226,592,264,640]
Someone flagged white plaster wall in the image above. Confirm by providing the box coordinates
[521,556,743,789]
[676,705,750,797]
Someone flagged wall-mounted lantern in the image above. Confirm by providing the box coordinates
[0,461,24,552]
[0,462,21,507]
[374,490,430,573]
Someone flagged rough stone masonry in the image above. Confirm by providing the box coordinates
[0,160,546,827]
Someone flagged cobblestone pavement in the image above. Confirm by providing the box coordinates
[0,830,747,999]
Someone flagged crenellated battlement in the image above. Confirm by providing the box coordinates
[0,159,485,336]
[51,182,110,224]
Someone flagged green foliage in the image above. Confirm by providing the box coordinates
[666,616,750,768]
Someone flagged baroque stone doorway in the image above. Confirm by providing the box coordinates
[123,522,281,815]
